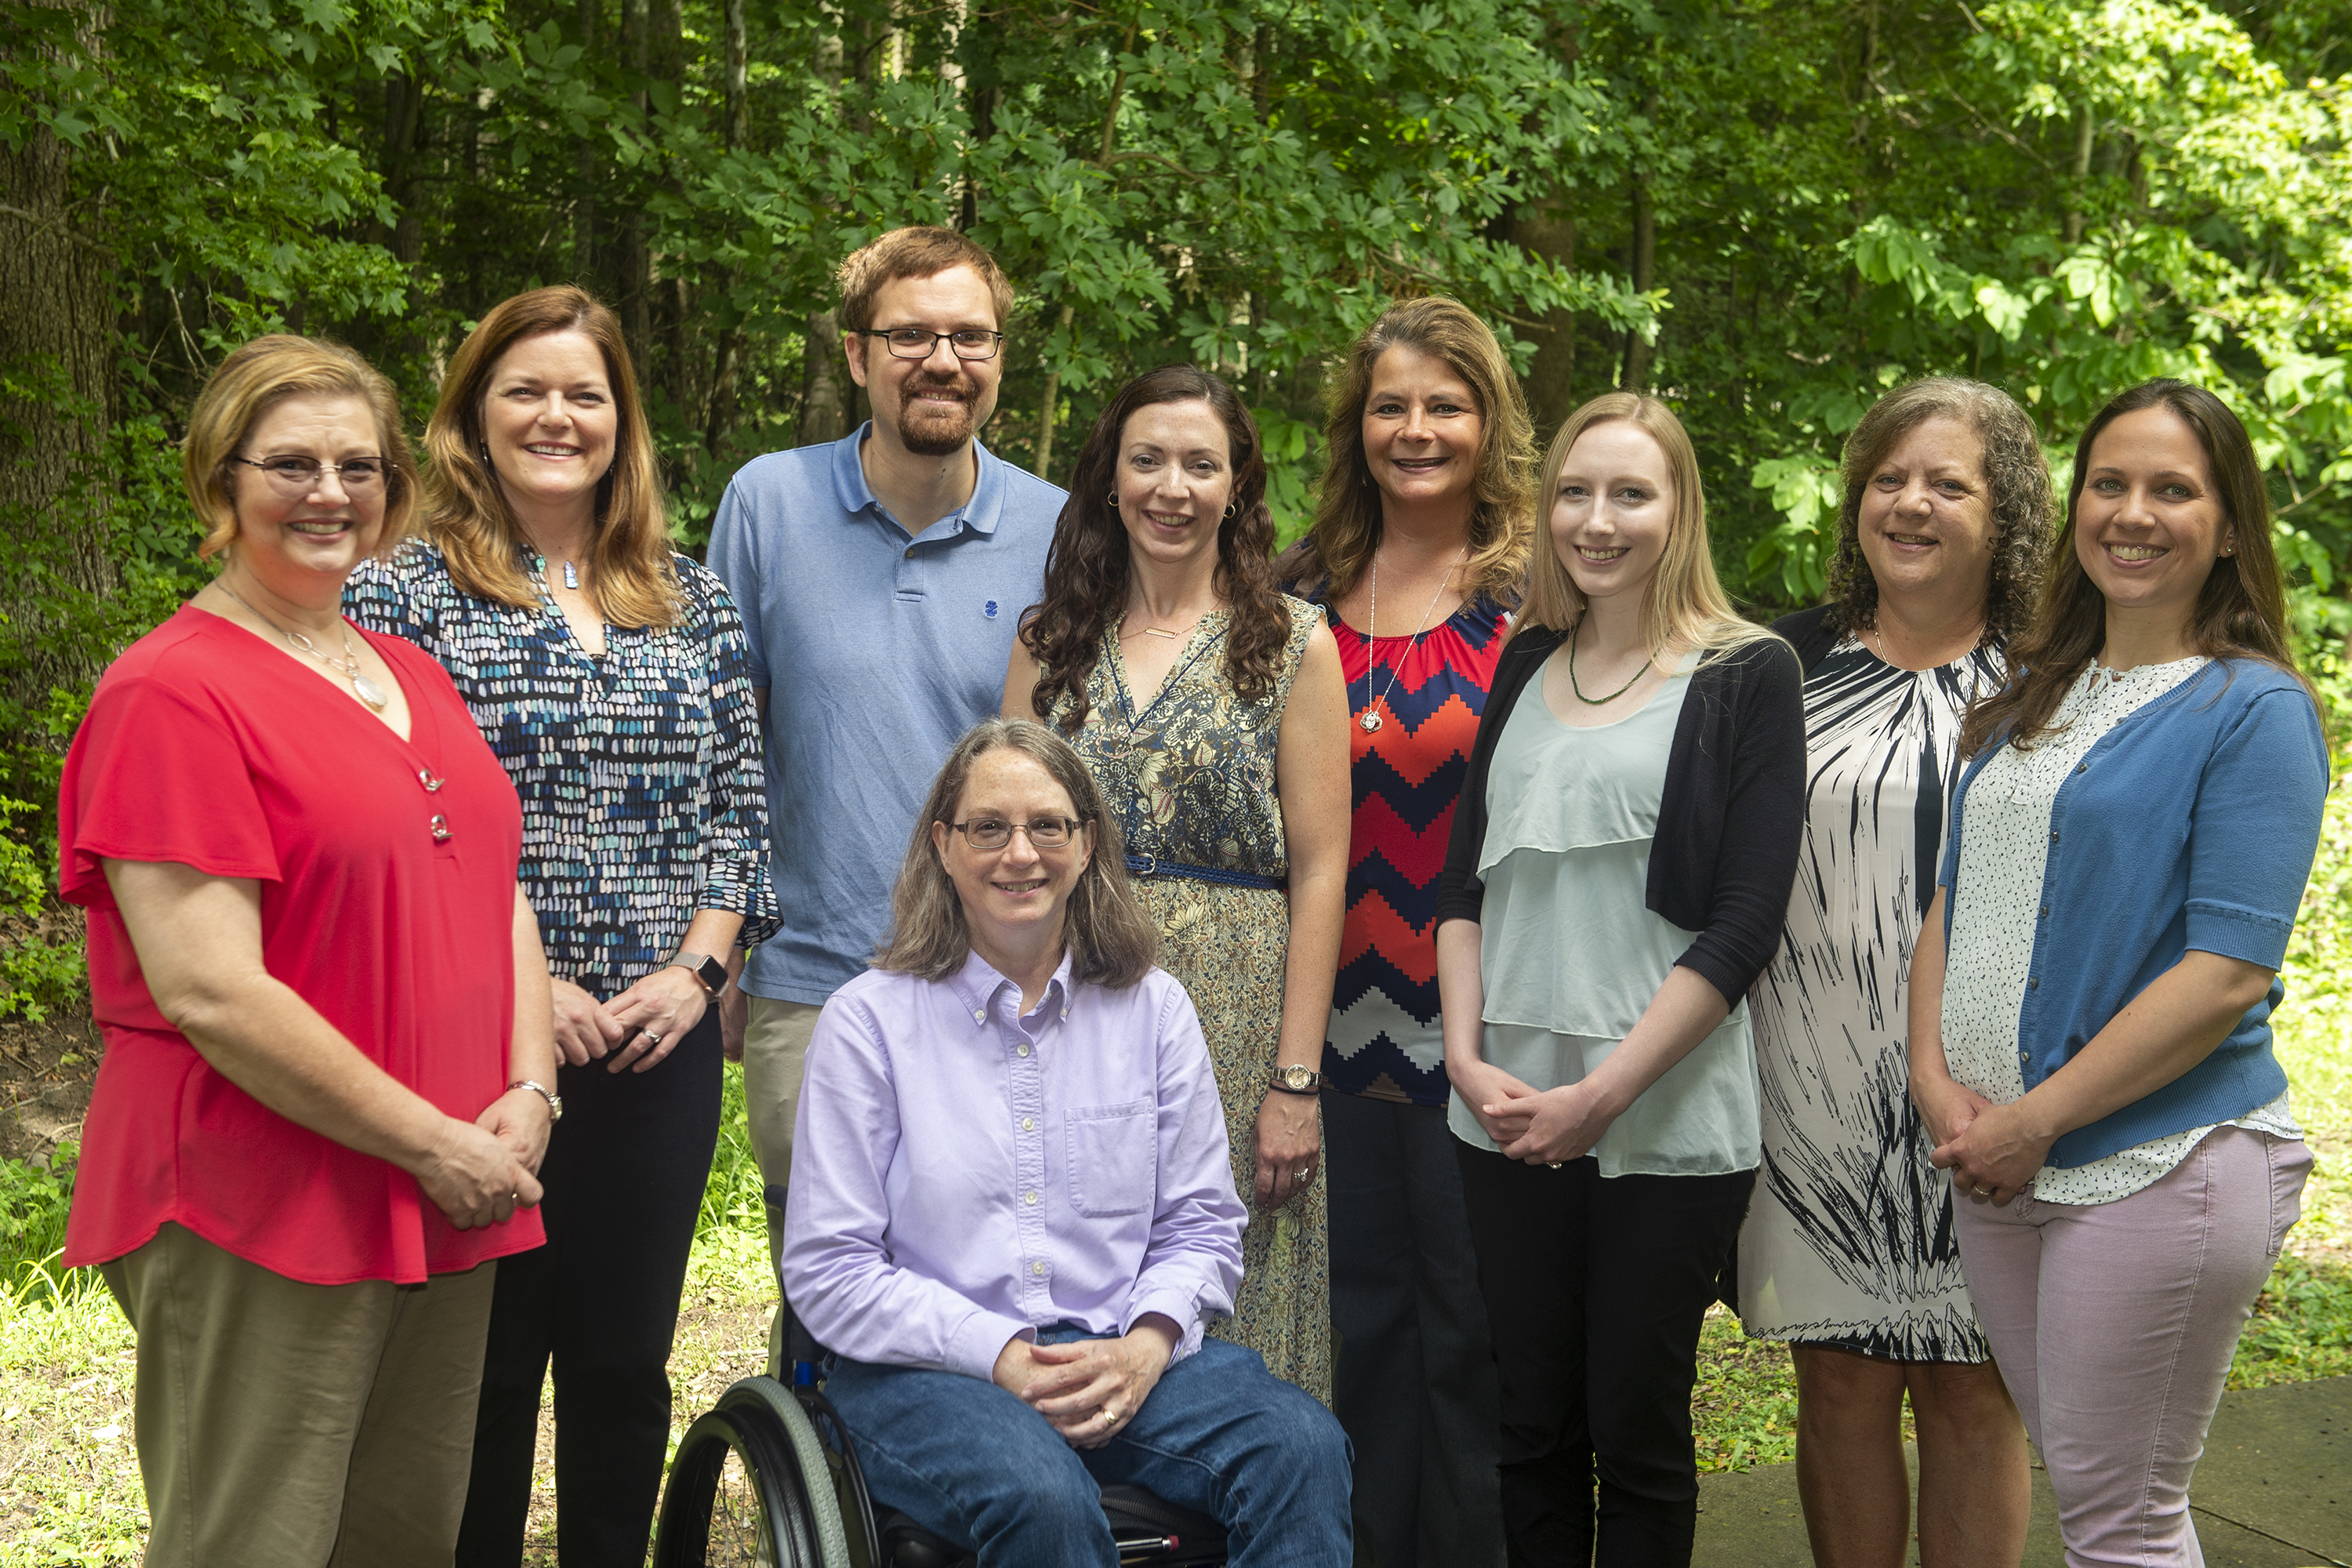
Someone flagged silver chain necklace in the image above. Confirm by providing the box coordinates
[215,578,390,711]
[1358,548,1465,734]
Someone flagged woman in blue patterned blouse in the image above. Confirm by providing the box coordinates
[346,285,777,1568]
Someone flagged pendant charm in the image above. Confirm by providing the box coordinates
[351,673,390,711]
[1359,710,1383,734]
[562,560,579,590]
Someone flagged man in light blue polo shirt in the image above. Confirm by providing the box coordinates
[707,226,1062,1266]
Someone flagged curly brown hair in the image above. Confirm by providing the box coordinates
[1015,365,1287,731]
[1821,377,2053,652]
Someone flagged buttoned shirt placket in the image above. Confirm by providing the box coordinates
[991,978,1060,1317]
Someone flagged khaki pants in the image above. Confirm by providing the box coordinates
[101,1221,497,1568]
[743,995,823,1278]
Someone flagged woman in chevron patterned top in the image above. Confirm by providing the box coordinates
[1277,296,1531,1568]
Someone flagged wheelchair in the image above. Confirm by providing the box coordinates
[652,1305,1231,1567]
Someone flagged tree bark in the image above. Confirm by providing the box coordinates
[1512,201,1577,430]
[0,1,118,710]
[800,311,849,445]
[575,0,601,287]
[618,0,652,368]
[1621,176,1655,391]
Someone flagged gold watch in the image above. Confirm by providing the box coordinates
[1269,1064,1324,1095]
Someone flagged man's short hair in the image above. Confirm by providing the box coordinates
[836,227,1016,333]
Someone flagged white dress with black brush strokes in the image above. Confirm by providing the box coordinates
[1736,636,2002,1363]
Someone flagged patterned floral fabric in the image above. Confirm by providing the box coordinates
[1050,596,1332,1403]
[346,542,779,1000]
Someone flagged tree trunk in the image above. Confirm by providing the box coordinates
[2064,100,2095,245]
[1621,176,1655,391]
[0,2,118,710]
[618,0,652,368]
[575,0,601,287]
[800,311,849,445]
[1512,201,1577,430]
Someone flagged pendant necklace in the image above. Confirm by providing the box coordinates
[1119,608,1207,642]
[538,554,580,590]
[1357,548,1464,733]
[215,579,390,711]
[1566,615,1653,706]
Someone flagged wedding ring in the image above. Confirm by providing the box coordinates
[1973,1184,1992,1196]
[1548,1161,1563,1170]
[1294,1167,1309,1182]
[1102,1404,1120,1423]
[644,1031,663,1046]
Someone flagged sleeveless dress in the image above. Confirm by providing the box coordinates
[1051,597,1332,1403]
[1737,637,2001,1359]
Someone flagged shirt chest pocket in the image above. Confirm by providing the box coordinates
[1065,1100,1157,1218]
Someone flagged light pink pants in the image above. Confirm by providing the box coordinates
[1952,1126,2310,1568]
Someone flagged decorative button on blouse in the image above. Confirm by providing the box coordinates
[430,813,452,841]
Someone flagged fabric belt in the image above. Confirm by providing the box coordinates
[1124,853,1283,891]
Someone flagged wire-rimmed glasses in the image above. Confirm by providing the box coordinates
[231,455,394,496]
[946,816,1087,851]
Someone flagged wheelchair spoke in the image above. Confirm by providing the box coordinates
[709,1441,776,1566]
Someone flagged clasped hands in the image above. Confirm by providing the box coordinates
[1917,1074,2053,1207]
[1455,1060,1620,1167]
[993,1316,1179,1450]
[553,968,709,1074]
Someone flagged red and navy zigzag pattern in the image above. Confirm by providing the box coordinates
[1316,593,1508,1105]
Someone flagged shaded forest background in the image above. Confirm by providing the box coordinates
[2,0,2352,1015]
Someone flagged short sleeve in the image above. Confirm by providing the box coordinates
[2183,684,2329,968]
[707,480,771,688]
[60,672,280,908]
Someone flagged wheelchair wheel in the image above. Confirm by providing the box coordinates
[653,1377,849,1566]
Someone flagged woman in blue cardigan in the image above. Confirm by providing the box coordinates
[1908,379,2325,1566]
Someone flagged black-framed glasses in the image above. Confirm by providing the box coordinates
[232,455,394,496]
[948,815,1087,851]
[859,327,1006,361]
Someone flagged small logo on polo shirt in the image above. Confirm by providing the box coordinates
[984,599,1000,619]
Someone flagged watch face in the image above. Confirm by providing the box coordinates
[1279,1065,1314,1090]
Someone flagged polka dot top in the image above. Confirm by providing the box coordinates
[1942,656,2299,1206]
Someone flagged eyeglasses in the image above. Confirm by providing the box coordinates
[947,816,1087,851]
[859,327,1006,361]
[232,456,394,495]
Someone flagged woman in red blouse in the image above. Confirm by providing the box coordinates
[1279,296,1534,1568]
[58,335,557,1568]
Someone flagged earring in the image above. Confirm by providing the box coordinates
[1106,493,1119,510]
[480,441,494,468]
[1223,501,1238,521]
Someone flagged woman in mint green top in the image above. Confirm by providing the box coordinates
[1434,394,1803,1566]
[1454,659,1762,1176]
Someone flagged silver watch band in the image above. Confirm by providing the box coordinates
[506,1079,562,1121]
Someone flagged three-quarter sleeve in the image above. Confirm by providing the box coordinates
[2184,687,2328,969]
[1671,639,1807,1004]
[781,996,1036,1379]
[1124,985,1245,1361]
[684,567,781,946]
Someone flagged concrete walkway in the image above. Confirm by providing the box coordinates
[1694,1376,2351,1566]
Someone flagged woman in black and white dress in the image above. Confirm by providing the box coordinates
[1736,379,2051,1568]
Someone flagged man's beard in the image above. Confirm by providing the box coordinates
[895,377,983,456]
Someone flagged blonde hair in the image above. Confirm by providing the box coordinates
[1519,394,1776,661]
[1282,297,1533,605]
[183,335,418,561]
[421,286,680,629]
[880,719,1159,988]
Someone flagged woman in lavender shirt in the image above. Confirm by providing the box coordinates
[782,717,1352,1568]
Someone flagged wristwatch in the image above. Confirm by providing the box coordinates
[1269,1064,1324,1095]
[507,1079,563,1122]
[668,950,729,998]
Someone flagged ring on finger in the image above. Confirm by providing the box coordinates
[644,1030,663,1047]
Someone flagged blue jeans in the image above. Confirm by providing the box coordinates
[823,1333,1353,1567]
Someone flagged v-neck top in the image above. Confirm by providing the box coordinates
[59,601,542,1283]
[347,542,779,998]
[1054,598,1319,880]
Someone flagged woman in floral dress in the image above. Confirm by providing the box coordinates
[1004,365,1351,1399]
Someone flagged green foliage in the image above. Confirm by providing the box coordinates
[0,1145,75,1287]
[697,1060,765,1245]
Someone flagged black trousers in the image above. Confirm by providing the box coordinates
[1327,1092,1505,1568]
[1454,1145,1752,1568]
[456,1009,722,1568]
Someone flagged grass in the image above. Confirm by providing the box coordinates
[12,797,2352,1555]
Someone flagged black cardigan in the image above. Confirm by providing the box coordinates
[1433,626,1808,1005]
